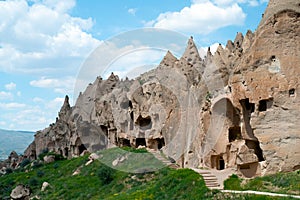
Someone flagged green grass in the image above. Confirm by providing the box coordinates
[224,171,300,196]
[1,148,298,200]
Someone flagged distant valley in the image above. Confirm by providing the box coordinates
[0,129,34,160]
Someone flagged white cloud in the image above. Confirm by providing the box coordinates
[5,82,16,90]
[149,0,268,35]
[151,1,246,35]
[0,102,26,110]
[30,76,75,94]
[0,91,13,100]
[46,97,65,110]
[0,96,70,131]
[128,8,137,16]
[193,0,265,7]
[0,0,100,75]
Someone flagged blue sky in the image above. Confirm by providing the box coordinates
[0,0,268,131]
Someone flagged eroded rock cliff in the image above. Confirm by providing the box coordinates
[23,0,300,177]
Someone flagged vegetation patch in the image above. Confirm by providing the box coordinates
[224,170,300,195]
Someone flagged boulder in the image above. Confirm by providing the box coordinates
[43,155,55,164]
[41,182,50,192]
[10,184,31,200]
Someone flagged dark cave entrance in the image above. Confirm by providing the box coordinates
[157,138,165,149]
[136,115,152,130]
[219,157,225,170]
[289,89,295,97]
[78,144,87,155]
[64,147,69,158]
[240,98,255,113]
[135,138,146,148]
[258,99,273,112]
[228,126,242,142]
[119,138,131,147]
[211,155,225,170]
[148,138,165,150]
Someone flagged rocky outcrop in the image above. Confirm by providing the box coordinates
[23,0,299,177]
[10,184,31,200]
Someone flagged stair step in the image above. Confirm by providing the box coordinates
[203,177,218,180]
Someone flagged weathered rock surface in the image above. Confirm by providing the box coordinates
[22,0,299,178]
[10,184,31,200]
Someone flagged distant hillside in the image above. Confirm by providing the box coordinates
[0,129,34,160]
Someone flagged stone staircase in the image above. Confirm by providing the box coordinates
[196,170,220,189]
[191,168,235,190]
[148,149,179,169]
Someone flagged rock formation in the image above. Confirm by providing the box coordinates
[22,0,299,178]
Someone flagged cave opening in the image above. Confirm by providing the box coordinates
[136,115,152,130]
[148,138,165,150]
[135,138,146,148]
[258,99,273,112]
[100,125,108,135]
[64,147,69,158]
[211,155,225,170]
[241,98,255,113]
[289,89,295,97]
[119,138,131,147]
[219,157,225,170]
[258,100,267,111]
[246,140,265,161]
[78,144,87,155]
[228,126,242,142]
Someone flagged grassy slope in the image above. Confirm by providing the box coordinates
[0,148,297,200]
[224,171,300,195]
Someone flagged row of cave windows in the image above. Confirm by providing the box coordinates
[243,88,296,114]
[243,98,272,113]
[119,137,165,150]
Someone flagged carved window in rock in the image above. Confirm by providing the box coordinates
[135,138,146,148]
[289,89,295,97]
[136,115,152,131]
[258,99,273,112]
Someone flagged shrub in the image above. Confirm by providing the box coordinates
[97,164,115,185]
[224,174,242,190]
[5,168,13,174]
[37,170,45,177]
[20,158,30,168]
[28,177,39,187]
[32,161,43,169]
[53,163,59,169]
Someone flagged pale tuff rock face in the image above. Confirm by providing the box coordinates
[23,0,299,177]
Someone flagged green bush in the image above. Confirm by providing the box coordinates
[20,158,30,168]
[5,168,13,174]
[97,164,115,185]
[37,170,45,177]
[28,177,39,187]
[224,174,242,190]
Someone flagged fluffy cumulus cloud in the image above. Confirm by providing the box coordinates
[5,82,16,91]
[0,91,13,100]
[0,0,100,74]
[30,76,75,94]
[149,0,266,34]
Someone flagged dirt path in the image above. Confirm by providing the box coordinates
[221,190,300,199]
